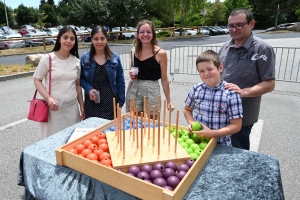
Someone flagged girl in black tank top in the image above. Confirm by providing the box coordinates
[126,20,174,119]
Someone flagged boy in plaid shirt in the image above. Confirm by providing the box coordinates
[184,50,243,146]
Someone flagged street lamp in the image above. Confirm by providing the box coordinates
[2,0,9,27]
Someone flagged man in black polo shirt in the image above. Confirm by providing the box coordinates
[219,8,276,150]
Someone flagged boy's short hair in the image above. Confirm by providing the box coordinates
[196,50,221,69]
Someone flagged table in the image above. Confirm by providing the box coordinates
[18,117,285,200]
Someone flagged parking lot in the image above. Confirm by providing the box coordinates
[0,32,300,199]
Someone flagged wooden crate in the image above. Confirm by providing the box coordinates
[56,115,217,200]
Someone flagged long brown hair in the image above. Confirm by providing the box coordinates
[134,20,158,58]
[89,26,113,64]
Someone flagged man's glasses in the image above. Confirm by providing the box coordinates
[227,22,248,30]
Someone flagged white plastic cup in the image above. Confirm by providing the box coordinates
[93,90,100,104]
[55,99,64,109]
[131,67,138,79]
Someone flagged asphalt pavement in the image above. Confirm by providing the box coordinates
[0,32,300,200]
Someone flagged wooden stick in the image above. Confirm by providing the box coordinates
[129,98,132,135]
[148,101,151,139]
[119,107,122,150]
[143,96,146,134]
[168,103,171,145]
[158,111,160,155]
[175,110,179,153]
[163,100,166,139]
[141,112,143,157]
[117,103,120,144]
[158,95,161,113]
[141,112,143,140]
[123,115,126,159]
[113,98,116,136]
[136,106,139,148]
[152,105,155,147]
[133,101,135,141]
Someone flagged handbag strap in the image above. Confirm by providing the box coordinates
[131,48,135,67]
[33,54,52,99]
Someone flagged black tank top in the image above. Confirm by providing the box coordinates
[134,49,161,80]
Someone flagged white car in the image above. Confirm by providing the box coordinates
[173,29,197,36]
[0,38,25,49]
[43,28,59,36]
[112,27,134,39]
[2,30,22,38]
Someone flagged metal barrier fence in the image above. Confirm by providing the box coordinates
[169,45,300,83]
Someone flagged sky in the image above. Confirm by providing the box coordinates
[3,0,59,9]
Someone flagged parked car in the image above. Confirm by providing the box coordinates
[45,38,56,45]
[0,26,14,35]
[23,34,43,47]
[111,27,131,39]
[217,26,229,34]
[200,28,210,35]
[202,26,219,36]
[265,23,296,32]
[32,29,47,36]
[43,27,59,36]
[2,30,22,38]
[19,25,35,35]
[172,29,197,36]
[0,37,25,49]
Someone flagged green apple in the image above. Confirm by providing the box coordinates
[190,133,200,143]
[190,143,200,151]
[177,129,183,137]
[191,121,202,131]
[184,147,193,154]
[171,131,176,138]
[183,130,190,135]
[177,138,184,143]
[199,142,208,150]
[180,142,189,148]
[181,134,190,141]
[185,139,195,146]
[194,148,203,156]
[200,137,210,143]
[189,153,199,160]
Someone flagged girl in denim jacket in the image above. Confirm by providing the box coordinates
[80,27,125,120]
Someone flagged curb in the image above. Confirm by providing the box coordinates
[0,72,34,82]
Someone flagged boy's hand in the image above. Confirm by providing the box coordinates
[192,123,213,138]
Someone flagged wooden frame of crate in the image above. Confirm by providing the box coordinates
[56,114,217,200]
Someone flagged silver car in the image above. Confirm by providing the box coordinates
[23,34,43,47]
[0,37,25,49]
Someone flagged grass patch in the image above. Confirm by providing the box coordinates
[0,64,36,76]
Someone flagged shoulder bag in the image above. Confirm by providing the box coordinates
[27,54,52,122]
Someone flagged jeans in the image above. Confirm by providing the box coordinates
[231,125,253,150]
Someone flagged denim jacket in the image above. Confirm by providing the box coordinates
[80,51,125,106]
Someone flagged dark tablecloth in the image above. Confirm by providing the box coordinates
[18,117,284,200]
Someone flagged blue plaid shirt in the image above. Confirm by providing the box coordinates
[185,80,243,146]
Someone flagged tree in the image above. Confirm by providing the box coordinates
[0,2,14,26]
[39,0,47,10]
[67,0,108,26]
[15,4,38,25]
[40,4,57,26]
[106,0,145,29]
[34,11,48,28]
[205,1,227,26]
[223,0,251,24]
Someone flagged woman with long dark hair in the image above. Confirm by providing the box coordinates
[80,26,125,120]
[33,25,85,139]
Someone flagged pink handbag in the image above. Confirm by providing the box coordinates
[27,54,52,122]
